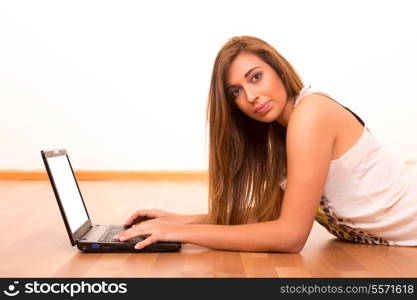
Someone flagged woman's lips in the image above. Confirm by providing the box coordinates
[255,100,272,113]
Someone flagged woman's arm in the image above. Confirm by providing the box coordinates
[185,209,257,225]
[183,214,210,224]
[181,219,306,253]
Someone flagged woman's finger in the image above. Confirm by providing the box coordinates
[123,209,158,227]
[118,226,141,241]
[123,211,145,227]
[134,235,156,250]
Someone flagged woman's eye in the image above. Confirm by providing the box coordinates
[231,88,240,98]
[252,72,262,82]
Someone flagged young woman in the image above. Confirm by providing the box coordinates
[115,36,417,252]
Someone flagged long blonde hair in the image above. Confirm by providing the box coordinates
[207,36,304,225]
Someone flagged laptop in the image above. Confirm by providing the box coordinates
[41,149,181,253]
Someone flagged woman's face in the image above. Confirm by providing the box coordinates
[226,52,290,125]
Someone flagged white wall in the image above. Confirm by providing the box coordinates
[1,0,416,170]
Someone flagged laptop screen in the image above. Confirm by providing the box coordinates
[46,154,89,233]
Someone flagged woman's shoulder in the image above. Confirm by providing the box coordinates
[294,92,344,115]
[286,93,340,161]
[291,92,352,132]
[287,94,337,143]
[290,93,366,162]
[290,93,341,129]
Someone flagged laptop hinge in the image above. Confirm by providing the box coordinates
[73,220,93,243]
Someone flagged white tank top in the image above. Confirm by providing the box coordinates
[279,86,417,246]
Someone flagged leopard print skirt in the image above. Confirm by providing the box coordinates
[315,196,390,246]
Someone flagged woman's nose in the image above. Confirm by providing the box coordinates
[245,88,259,104]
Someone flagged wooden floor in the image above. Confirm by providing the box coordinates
[1,180,417,277]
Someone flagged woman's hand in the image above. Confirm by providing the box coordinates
[123,209,191,227]
[116,219,187,250]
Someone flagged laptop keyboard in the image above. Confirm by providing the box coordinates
[99,226,124,242]
[98,226,150,242]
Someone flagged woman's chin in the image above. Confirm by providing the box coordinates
[255,113,278,123]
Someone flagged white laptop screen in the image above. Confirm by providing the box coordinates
[46,155,89,233]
